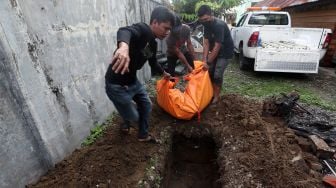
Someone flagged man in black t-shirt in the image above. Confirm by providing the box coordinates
[197,5,234,104]
[165,19,195,76]
[105,6,174,142]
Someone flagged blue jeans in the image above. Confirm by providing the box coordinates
[105,80,152,138]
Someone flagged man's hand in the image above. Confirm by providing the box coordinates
[163,71,171,80]
[111,42,130,75]
[202,62,209,71]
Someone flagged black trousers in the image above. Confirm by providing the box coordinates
[167,52,194,77]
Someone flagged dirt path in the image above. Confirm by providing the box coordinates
[28,94,324,188]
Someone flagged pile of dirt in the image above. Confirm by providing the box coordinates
[202,95,322,187]
[263,92,336,146]
[27,125,160,187]
[28,94,324,188]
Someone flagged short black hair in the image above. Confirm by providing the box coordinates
[174,15,182,27]
[171,15,182,36]
[197,5,212,17]
[150,6,175,26]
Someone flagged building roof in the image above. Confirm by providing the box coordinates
[255,0,319,8]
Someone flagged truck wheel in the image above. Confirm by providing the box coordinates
[233,52,239,63]
[239,48,250,70]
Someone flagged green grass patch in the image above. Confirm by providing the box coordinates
[224,74,295,98]
[223,62,336,111]
[82,114,115,146]
[299,91,336,111]
[82,124,106,146]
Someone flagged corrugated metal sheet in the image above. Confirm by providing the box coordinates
[255,0,319,8]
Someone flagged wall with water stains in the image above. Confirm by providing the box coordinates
[0,0,162,187]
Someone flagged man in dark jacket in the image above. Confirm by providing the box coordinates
[105,6,174,142]
[197,5,234,104]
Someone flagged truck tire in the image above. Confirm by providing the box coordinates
[233,51,239,63]
[239,48,250,70]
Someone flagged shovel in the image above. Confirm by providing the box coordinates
[323,175,336,188]
[323,160,336,188]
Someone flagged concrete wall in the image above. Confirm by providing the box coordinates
[0,0,162,187]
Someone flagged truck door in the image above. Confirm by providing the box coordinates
[232,14,248,50]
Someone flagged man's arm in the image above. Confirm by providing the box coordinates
[112,42,130,74]
[148,57,171,79]
[208,23,224,63]
[174,46,193,72]
[111,24,142,74]
[207,42,221,63]
[148,41,171,79]
[202,38,209,63]
[148,54,164,75]
[186,38,195,60]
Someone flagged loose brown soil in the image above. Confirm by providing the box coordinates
[28,94,324,188]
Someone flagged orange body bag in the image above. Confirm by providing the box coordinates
[156,61,213,120]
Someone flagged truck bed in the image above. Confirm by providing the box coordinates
[254,27,329,73]
[255,41,320,73]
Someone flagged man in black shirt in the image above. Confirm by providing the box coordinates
[165,17,195,76]
[105,6,174,142]
[197,5,234,104]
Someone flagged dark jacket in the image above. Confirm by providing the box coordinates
[105,23,163,85]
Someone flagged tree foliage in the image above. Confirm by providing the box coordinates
[172,0,244,22]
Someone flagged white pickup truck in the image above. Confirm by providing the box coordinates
[231,8,332,73]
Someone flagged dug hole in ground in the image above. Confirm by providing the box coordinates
[27,89,336,187]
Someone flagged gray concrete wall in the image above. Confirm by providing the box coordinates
[0,0,162,187]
